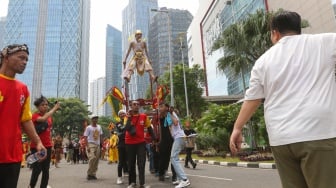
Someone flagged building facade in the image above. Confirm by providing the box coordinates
[268,0,336,33]
[4,0,90,102]
[89,77,106,116]
[148,8,193,77]
[199,0,266,96]
[122,0,158,100]
[188,0,336,96]
[105,25,122,116]
[0,17,5,49]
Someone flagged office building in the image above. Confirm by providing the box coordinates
[4,0,90,102]
[105,25,122,116]
[268,0,336,33]
[188,0,336,96]
[148,8,193,77]
[122,0,158,100]
[89,77,106,116]
[0,17,5,49]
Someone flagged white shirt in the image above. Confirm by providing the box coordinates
[170,112,186,139]
[246,33,336,146]
[84,124,103,145]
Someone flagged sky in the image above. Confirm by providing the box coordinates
[0,0,199,82]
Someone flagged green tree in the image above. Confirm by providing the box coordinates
[212,10,273,92]
[46,98,90,138]
[195,103,267,153]
[97,116,115,138]
[159,64,207,120]
[195,103,240,152]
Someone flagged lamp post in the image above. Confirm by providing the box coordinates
[178,32,189,118]
[150,8,174,106]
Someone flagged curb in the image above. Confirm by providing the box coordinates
[180,158,276,169]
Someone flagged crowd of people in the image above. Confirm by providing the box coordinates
[107,101,197,188]
[19,104,197,188]
[3,10,335,188]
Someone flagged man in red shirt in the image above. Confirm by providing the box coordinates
[125,101,155,188]
[0,44,46,188]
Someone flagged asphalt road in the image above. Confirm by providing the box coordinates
[17,159,281,188]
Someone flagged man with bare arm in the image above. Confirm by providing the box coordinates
[122,30,158,83]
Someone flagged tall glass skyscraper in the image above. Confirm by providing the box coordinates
[4,0,90,102]
[0,17,5,48]
[122,0,158,100]
[148,8,193,77]
[89,77,106,116]
[220,0,265,95]
[105,25,122,116]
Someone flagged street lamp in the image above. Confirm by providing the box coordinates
[177,32,189,118]
[150,8,174,106]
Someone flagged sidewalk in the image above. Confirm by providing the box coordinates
[180,158,277,169]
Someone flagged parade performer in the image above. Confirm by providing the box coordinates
[122,30,158,83]
[108,130,119,164]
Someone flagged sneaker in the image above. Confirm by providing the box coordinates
[175,179,190,188]
[192,163,197,169]
[87,175,97,180]
[184,165,190,168]
[165,174,170,179]
[116,177,123,184]
[139,184,151,188]
[172,180,180,185]
[127,183,136,188]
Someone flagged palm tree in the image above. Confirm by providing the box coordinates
[212,9,273,93]
[212,9,309,91]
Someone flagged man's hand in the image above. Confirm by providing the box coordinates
[36,142,47,161]
[229,129,243,155]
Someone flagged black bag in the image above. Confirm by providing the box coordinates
[125,117,138,136]
[35,121,48,134]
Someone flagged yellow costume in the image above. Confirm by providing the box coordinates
[108,133,119,163]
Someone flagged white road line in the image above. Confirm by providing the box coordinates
[185,173,232,181]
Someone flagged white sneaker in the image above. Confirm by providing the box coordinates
[175,179,190,188]
[117,177,123,184]
[127,183,136,188]
[172,180,180,185]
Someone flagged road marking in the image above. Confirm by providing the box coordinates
[185,173,232,181]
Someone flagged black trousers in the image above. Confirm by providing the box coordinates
[126,142,146,186]
[30,147,52,188]
[0,162,21,188]
[158,142,172,177]
[185,147,195,166]
[152,146,160,173]
[117,146,128,177]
